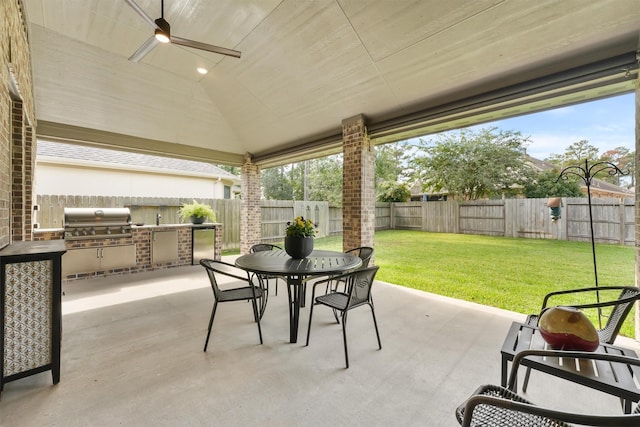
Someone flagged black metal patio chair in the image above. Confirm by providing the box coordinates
[200,259,265,352]
[305,266,381,368]
[522,285,640,391]
[329,246,374,291]
[327,246,374,322]
[456,349,640,426]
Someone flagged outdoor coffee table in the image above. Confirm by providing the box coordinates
[501,321,640,413]
[235,249,362,343]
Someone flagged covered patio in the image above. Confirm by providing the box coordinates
[1,261,637,426]
[2,1,640,424]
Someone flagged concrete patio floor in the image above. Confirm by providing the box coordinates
[1,259,639,426]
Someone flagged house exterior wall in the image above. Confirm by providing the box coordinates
[1,0,35,247]
[35,161,233,199]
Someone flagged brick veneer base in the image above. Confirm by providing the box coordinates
[33,224,222,282]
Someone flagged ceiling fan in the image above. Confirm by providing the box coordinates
[125,0,241,62]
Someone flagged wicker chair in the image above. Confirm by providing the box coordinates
[456,349,640,426]
[522,286,640,391]
[200,259,265,352]
[305,266,381,368]
[249,244,283,296]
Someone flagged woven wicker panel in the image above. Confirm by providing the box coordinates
[3,260,53,377]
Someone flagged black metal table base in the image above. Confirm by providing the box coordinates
[286,277,303,343]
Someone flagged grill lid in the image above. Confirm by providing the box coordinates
[64,208,131,227]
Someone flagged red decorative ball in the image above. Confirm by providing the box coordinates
[539,306,599,351]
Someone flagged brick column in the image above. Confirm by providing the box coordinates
[24,124,34,240]
[11,100,25,242]
[241,153,261,254]
[342,114,375,255]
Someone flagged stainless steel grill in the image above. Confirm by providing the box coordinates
[64,208,132,240]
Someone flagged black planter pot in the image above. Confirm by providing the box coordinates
[190,215,206,224]
[284,236,314,259]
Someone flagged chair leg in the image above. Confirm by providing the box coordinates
[204,300,218,352]
[332,308,340,324]
[342,311,349,368]
[522,366,532,392]
[305,298,316,346]
[370,303,382,350]
[250,297,263,344]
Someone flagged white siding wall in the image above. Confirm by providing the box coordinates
[35,163,230,199]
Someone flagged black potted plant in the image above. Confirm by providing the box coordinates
[178,200,216,224]
[284,216,317,258]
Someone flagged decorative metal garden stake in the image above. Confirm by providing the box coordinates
[556,159,627,328]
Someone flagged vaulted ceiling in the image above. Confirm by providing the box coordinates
[24,0,640,167]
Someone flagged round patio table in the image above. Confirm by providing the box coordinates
[235,249,362,343]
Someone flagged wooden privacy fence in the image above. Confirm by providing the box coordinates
[36,196,634,249]
[390,197,634,246]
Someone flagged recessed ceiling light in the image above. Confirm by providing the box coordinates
[197,67,208,75]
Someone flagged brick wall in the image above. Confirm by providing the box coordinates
[342,114,375,253]
[36,224,219,282]
[1,0,36,248]
[240,153,261,254]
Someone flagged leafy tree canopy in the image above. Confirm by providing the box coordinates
[412,127,532,200]
[523,169,583,198]
[377,181,411,202]
[545,141,634,187]
[375,142,414,187]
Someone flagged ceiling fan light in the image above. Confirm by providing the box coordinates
[154,28,170,43]
[154,17,171,43]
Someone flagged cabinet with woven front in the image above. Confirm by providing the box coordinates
[0,240,66,392]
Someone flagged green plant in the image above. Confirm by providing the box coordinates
[285,216,317,237]
[178,200,216,222]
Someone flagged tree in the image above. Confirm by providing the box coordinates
[262,165,295,200]
[523,169,583,198]
[377,181,411,202]
[599,146,634,186]
[217,164,240,175]
[375,142,413,184]
[546,140,600,169]
[308,155,343,206]
[412,127,532,200]
[546,142,634,187]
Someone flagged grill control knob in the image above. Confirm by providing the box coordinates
[90,228,96,235]
[106,228,112,235]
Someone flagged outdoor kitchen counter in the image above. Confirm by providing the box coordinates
[33,223,223,280]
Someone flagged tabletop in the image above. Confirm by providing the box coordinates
[235,249,362,277]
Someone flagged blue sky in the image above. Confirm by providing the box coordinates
[479,92,635,161]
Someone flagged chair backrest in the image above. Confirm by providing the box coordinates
[600,286,640,343]
[200,258,249,298]
[344,266,379,309]
[346,246,374,269]
[250,244,282,253]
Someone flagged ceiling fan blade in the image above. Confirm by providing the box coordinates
[171,35,241,59]
[129,36,160,62]
[125,0,158,29]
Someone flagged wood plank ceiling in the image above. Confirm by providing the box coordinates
[23,0,640,167]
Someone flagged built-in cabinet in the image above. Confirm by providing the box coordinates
[1,240,66,392]
[152,230,179,264]
[62,244,136,276]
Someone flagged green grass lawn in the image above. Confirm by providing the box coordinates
[312,230,636,338]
